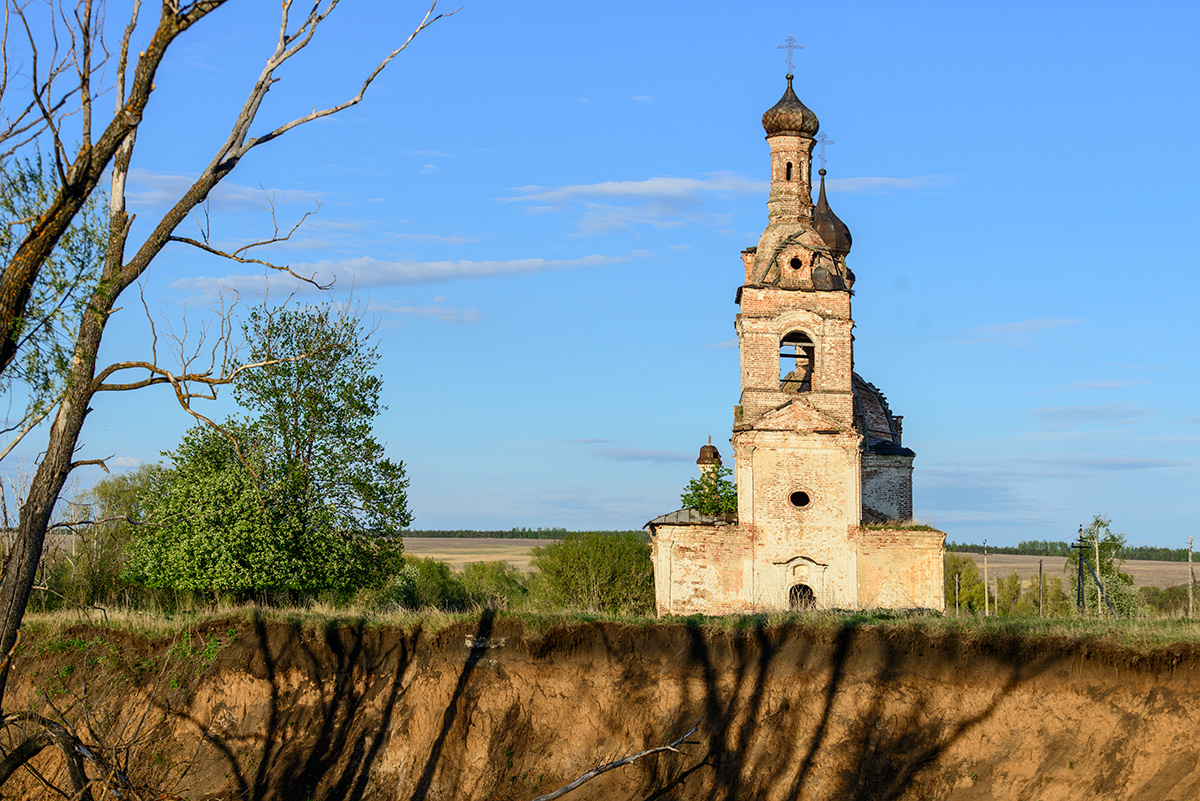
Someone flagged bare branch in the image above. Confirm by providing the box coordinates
[249,2,456,150]
[0,390,63,463]
[531,718,705,801]
[168,198,332,289]
[67,456,111,473]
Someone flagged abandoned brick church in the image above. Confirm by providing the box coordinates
[647,74,945,615]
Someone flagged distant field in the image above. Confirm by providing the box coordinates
[962,553,1195,590]
[402,537,551,571]
[400,541,1196,588]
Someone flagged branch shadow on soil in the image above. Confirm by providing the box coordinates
[636,618,1066,801]
[186,611,423,801]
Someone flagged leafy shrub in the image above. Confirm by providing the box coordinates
[460,561,528,609]
[530,532,653,615]
[679,465,737,517]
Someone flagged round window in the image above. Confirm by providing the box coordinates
[789,257,803,270]
[789,490,811,508]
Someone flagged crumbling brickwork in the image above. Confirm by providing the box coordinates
[647,75,944,615]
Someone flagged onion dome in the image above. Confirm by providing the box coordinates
[812,168,852,256]
[762,73,819,137]
[696,436,722,466]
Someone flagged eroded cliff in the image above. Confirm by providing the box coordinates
[8,614,1200,800]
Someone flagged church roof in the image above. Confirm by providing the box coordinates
[645,509,736,528]
[852,373,915,457]
[762,73,819,137]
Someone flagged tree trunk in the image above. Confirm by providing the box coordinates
[0,279,111,709]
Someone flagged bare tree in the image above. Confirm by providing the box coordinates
[0,1,451,794]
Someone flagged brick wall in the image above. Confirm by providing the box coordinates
[861,452,914,523]
[855,528,945,610]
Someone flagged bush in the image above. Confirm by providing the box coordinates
[460,561,528,609]
[531,532,654,615]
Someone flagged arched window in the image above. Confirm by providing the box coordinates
[786,161,793,181]
[779,331,815,393]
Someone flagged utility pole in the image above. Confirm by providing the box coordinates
[1039,559,1044,618]
[1093,533,1103,619]
[955,573,960,617]
[983,539,989,617]
[1074,525,1086,616]
[1189,537,1194,620]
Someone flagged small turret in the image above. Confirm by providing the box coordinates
[697,436,722,477]
[812,168,853,257]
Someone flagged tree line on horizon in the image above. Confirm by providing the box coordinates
[945,539,1193,563]
[402,528,648,540]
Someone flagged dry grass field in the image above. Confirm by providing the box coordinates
[400,540,1196,591]
[401,537,551,571]
[961,552,1194,590]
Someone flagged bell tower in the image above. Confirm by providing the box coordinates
[731,72,864,607]
[646,72,944,616]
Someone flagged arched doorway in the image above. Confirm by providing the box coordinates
[789,583,816,611]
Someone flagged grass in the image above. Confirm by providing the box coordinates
[862,520,942,532]
[18,603,1200,653]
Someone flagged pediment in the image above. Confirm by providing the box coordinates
[753,397,846,433]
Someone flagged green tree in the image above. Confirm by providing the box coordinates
[531,532,654,615]
[680,464,737,517]
[1065,515,1141,617]
[1018,573,1072,617]
[127,423,403,599]
[944,552,988,614]
[0,157,105,441]
[995,572,1023,616]
[234,304,412,539]
[460,561,529,609]
[127,306,411,598]
[64,465,162,607]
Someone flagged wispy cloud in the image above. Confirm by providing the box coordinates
[126,168,324,209]
[419,164,441,174]
[109,456,143,469]
[1068,457,1189,471]
[505,171,960,235]
[631,95,656,103]
[403,149,451,157]
[503,172,762,234]
[367,301,481,324]
[954,318,1082,345]
[705,338,738,350]
[506,173,763,205]
[388,232,479,245]
[1065,379,1140,389]
[589,448,692,464]
[171,254,627,298]
[1028,402,1153,431]
[825,175,956,193]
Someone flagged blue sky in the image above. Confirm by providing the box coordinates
[5,1,1199,547]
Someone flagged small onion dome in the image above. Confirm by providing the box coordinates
[762,73,819,137]
[697,438,722,466]
[812,168,852,256]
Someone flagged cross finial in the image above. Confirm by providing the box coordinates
[816,131,835,170]
[777,34,803,72]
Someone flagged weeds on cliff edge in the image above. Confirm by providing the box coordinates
[17,604,1200,652]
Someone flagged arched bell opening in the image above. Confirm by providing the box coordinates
[779,331,815,393]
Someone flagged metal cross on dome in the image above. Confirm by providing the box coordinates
[817,132,835,169]
[777,34,803,72]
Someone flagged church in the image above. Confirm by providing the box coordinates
[646,74,945,615]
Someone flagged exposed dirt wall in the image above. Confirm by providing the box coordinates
[8,615,1200,800]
